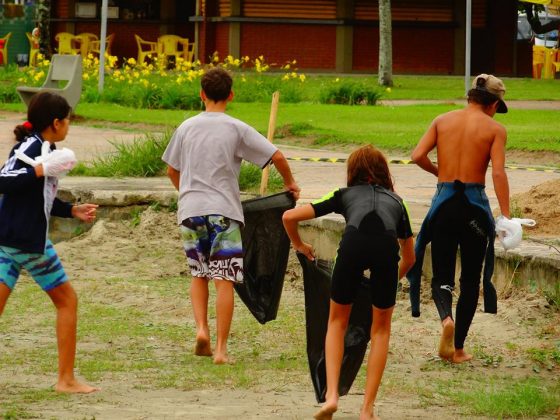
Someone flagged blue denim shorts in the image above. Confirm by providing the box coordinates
[181,215,243,283]
[0,240,68,291]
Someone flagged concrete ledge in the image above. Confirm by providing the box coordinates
[50,179,559,293]
[300,214,560,293]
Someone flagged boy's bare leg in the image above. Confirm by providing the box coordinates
[213,278,234,364]
[314,300,352,420]
[439,316,455,361]
[360,306,393,420]
[0,282,11,315]
[190,276,212,356]
[47,282,99,393]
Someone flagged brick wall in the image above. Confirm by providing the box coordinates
[215,23,230,59]
[240,23,336,69]
[54,1,70,19]
[353,26,455,74]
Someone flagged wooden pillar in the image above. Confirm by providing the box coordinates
[160,0,176,34]
[336,0,353,73]
[66,0,76,34]
[229,0,241,58]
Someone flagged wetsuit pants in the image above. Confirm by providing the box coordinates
[430,192,489,349]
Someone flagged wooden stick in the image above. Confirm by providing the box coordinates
[259,91,280,196]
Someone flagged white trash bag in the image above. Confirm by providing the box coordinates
[495,216,536,250]
[15,141,77,178]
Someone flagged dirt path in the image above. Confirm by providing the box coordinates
[0,111,559,419]
[1,209,557,419]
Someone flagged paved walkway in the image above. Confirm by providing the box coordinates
[378,99,560,110]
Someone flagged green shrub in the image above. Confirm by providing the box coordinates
[70,130,283,193]
[71,131,170,177]
[319,80,382,105]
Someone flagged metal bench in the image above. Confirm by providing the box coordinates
[17,54,83,111]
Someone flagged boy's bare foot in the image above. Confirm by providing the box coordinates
[213,352,230,365]
[314,401,337,420]
[438,318,455,361]
[194,335,213,357]
[55,380,100,394]
[452,349,473,363]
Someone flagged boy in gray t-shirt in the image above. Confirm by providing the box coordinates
[162,67,300,365]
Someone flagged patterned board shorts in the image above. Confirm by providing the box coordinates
[0,240,68,291]
[181,215,244,283]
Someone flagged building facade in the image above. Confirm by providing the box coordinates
[45,0,530,75]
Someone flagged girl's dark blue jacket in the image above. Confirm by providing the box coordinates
[0,134,73,253]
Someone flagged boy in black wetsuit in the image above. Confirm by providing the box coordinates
[410,74,511,363]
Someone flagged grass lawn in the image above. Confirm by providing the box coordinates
[3,101,557,153]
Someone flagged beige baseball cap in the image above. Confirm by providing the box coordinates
[471,74,508,113]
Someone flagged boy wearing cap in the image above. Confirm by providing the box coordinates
[407,74,511,363]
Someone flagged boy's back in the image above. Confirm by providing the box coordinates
[163,111,277,225]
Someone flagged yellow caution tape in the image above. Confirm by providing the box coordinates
[286,157,560,173]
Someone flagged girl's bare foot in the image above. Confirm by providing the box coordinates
[314,401,337,420]
[55,379,100,394]
[194,335,213,357]
[438,318,455,361]
[453,349,473,363]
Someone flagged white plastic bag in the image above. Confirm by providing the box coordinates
[42,148,77,177]
[495,216,536,250]
[14,141,77,178]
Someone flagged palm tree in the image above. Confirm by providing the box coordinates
[378,0,393,87]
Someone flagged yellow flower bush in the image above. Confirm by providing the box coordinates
[15,52,306,109]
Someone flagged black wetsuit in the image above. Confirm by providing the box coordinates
[311,184,413,308]
[430,182,489,349]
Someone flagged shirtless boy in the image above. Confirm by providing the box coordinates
[410,74,511,363]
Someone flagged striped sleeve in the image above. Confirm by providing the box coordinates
[0,154,38,194]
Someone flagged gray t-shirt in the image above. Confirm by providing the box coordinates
[162,112,278,225]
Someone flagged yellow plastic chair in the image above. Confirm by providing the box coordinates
[183,39,195,63]
[75,32,98,57]
[55,32,80,55]
[553,59,560,78]
[89,33,115,57]
[543,48,558,79]
[26,32,40,66]
[532,45,546,79]
[157,34,190,66]
[0,32,12,65]
[135,34,157,64]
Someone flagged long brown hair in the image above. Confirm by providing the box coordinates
[346,144,394,191]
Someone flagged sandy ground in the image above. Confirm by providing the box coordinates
[0,110,559,418]
[0,209,556,419]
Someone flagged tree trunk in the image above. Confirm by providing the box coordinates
[35,0,52,58]
[378,0,393,87]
